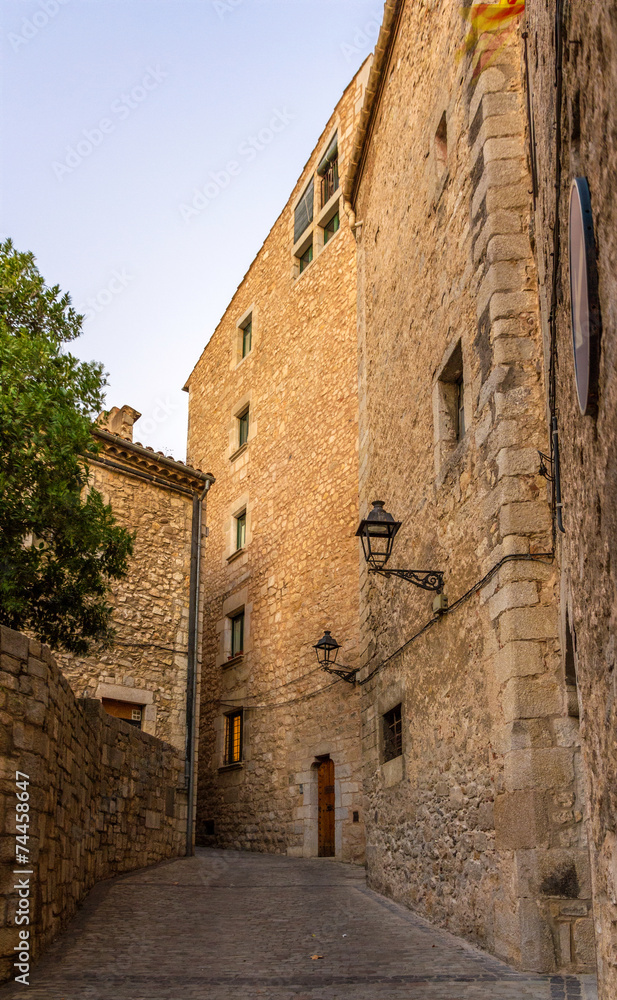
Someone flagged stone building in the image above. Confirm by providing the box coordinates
[524,2,617,996]
[184,63,370,861]
[57,404,214,848]
[343,0,595,976]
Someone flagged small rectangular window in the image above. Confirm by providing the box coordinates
[323,212,340,244]
[235,511,246,551]
[434,340,466,472]
[224,710,243,765]
[230,610,244,656]
[455,375,465,440]
[299,242,313,273]
[101,698,143,729]
[383,705,402,762]
[238,407,249,447]
[242,318,252,358]
[294,178,314,244]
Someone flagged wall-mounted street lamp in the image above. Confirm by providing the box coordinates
[356,501,445,596]
[313,631,357,684]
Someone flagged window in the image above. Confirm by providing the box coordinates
[299,242,313,273]
[565,612,580,718]
[434,340,466,473]
[230,610,244,656]
[238,407,249,447]
[224,710,243,765]
[101,698,143,729]
[323,212,340,244]
[435,111,447,173]
[241,318,252,358]
[317,134,339,207]
[294,178,314,244]
[455,375,465,441]
[383,704,402,762]
[235,511,246,551]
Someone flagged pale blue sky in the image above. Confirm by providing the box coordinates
[1,0,380,460]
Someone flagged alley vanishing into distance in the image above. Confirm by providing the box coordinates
[0,850,598,999]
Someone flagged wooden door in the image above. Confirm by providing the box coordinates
[318,758,335,857]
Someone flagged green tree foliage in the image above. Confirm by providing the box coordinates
[0,239,134,654]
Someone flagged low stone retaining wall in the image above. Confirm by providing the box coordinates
[0,625,187,984]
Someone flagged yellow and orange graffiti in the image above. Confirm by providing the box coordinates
[458,0,525,80]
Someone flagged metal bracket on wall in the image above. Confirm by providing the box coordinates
[321,665,358,685]
[369,568,445,592]
[538,451,554,482]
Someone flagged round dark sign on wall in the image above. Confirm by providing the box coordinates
[568,177,601,416]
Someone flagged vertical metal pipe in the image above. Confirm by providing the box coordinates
[185,482,210,856]
[552,416,565,534]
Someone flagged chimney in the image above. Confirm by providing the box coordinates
[97,405,142,442]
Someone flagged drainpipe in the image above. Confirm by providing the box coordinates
[185,479,211,857]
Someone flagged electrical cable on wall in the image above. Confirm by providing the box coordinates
[359,551,554,686]
[218,552,555,708]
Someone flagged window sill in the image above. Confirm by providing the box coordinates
[224,653,244,669]
[381,754,404,788]
[292,228,314,259]
[227,547,246,564]
[320,225,342,253]
[435,433,470,489]
[432,169,449,212]
[317,188,340,227]
[230,442,249,463]
[218,762,243,773]
[294,263,314,283]
[234,350,253,370]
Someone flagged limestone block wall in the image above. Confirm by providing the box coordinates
[185,63,370,862]
[56,442,204,753]
[0,626,186,983]
[525,2,617,995]
[352,0,593,973]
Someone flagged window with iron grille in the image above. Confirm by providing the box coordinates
[320,159,339,207]
[383,704,402,761]
[224,710,243,765]
[317,134,339,207]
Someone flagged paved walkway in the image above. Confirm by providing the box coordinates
[1,849,598,999]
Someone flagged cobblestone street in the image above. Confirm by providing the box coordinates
[0,849,599,1000]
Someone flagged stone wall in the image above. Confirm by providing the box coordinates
[0,625,186,984]
[351,0,594,973]
[185,63,370,862]
[525,2,617,995]
[57,413,211,754]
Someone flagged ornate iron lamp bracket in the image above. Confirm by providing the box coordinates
[321,664,358,684]
[369,567,444,592]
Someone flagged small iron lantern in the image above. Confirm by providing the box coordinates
[356,500,445,596]
[313,631,357,683]
[355,500,401,569]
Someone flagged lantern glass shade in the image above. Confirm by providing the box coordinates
[355,500,401,569]
[313,630,341,666]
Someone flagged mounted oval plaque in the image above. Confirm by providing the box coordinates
[568,177,601,415]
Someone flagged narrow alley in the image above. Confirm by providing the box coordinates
[0,850,598,999]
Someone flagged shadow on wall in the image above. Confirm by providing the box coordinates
[0,625,188,984]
